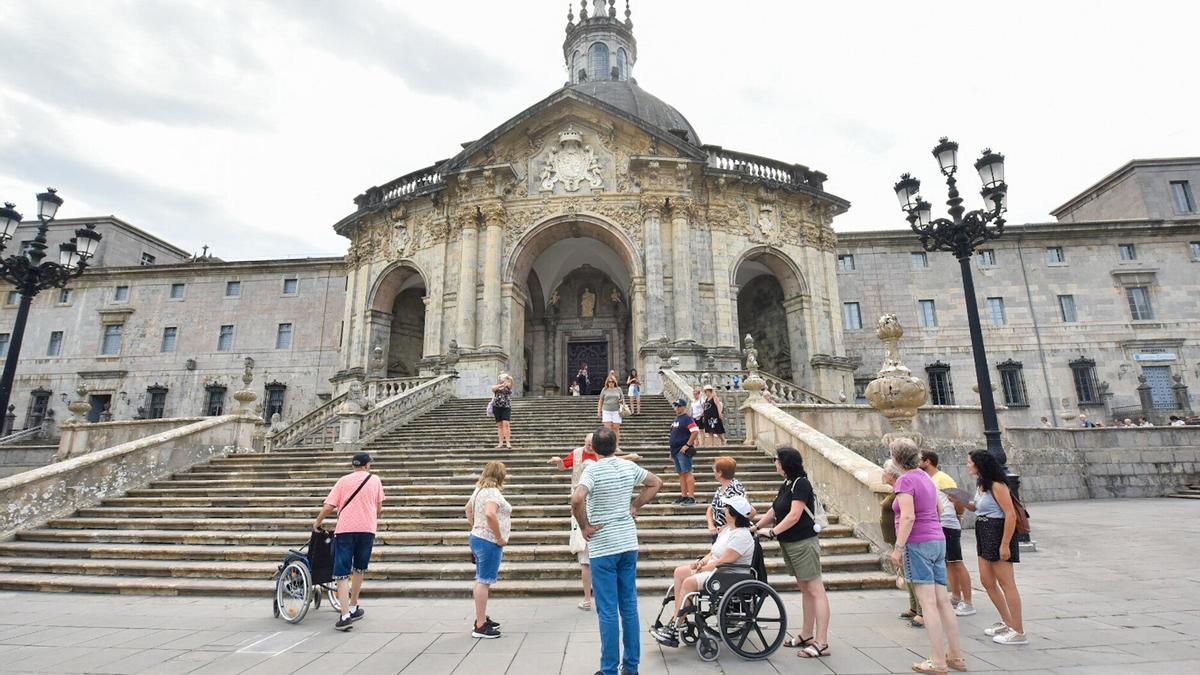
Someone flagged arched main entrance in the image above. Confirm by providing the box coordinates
[367,261,428,379]
[733,247,809,384]
[506,217,642,396]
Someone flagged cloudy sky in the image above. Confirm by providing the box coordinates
[1,1,1196,259]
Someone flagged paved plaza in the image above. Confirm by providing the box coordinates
[1,498,1198,674]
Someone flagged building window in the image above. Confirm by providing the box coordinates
[47,331,63,357]
[113,285,129,302]
[225,280,241,297]
[588,42,610,81]
[0,333,9,357]
[842,302,863,330]
[1058,294,1077,323]
[978,249,996,266]
[1070,357,1099,404]
[265,382,287,420]
[1125,286,1153,320]
[100,324,123,355]
[276,323,293,350]
[616,47,628,80]
[1118,243,1137,261]
[161,326,178,353]
[997,359,1028,407]
[282,278,298,295]
[25,388,51,429]
[1190,241,1200,259]
[925,361,955,405]
[1170,180,1196,213]
[58,288,73,304]
[854,378,871,405]
[837,254,855,272]
[169,283,185,299]
[986,297,1006,326]
[911,252,928,269]
[217,325,234,351]
[1045,246,1066,264]
[5,291,19,306]
[204,385,226,416]
[146,385,168,419]
[140,252,156,266]
[918,299,938,327]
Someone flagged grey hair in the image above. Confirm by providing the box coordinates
[882,459,904,477]
[888,437,921,470]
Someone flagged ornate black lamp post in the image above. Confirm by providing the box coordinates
[0,189,102,426]
[894,139,1009,465]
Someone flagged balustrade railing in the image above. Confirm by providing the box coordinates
[267,392,348,450]
[672,369,832,405]
[360,374,457,443]
[354,164,444,209]
[703,146,827,190]
[0,426,43,446]
[366,377,428,401]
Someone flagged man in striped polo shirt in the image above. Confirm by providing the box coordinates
[572,427,663,675]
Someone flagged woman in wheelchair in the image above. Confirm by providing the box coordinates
[651,496,756,646]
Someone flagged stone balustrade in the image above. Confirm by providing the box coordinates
[358,374,458,444]
[366,377,429,401]
[266,391,349,450]
[703,146,827,190]
[354,164,444,208]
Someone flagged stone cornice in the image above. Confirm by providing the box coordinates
[837,217,1200,247]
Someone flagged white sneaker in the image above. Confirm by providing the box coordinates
[984,621,1009,636]
[954,602,977,616]
[993,630,1028,645]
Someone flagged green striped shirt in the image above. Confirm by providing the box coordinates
[578,457,648,559]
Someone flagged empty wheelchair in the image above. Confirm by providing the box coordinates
[649,561,788,662]
[272,529,342,624]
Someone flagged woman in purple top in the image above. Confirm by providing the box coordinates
[888,438,965,675]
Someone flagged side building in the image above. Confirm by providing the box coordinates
[838,158,1200,427]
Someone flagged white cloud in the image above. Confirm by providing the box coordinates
[0,0,1196,258]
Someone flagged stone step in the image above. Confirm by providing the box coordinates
[0,553,884,580]
[126,481,779,497]
[143,477,785,492]
[16,525,855,547]
[100,493,781,507]
[214,445,761,462]
[179,465,777,479]
[0,571,898,597]
[77,504,839,521]
[0,538,871,562]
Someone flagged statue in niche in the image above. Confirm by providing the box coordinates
[581,288,596,318]
[610,287,622,305]
[586,145,604,188]
[548,290,560,307]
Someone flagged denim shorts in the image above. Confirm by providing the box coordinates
[671,447,694,474]
[469,534,504,585]
[629,385,641,397]
[333,532,375,580]
[904,539,947,586]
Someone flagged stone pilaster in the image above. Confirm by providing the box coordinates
[455,207,480,349]
[710,229,735,348]
[669,197,694,342]
[640,195,667,341]
[480,202,505,350]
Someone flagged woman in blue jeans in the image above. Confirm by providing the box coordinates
[466,461,511,639]
[888,438,965,674]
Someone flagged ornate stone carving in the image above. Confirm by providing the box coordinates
[865,314,928,446]
[540,126,604,192]
[581,287,596,318]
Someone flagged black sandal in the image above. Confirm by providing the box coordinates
[798,643,830,658]
[783,635,812,648]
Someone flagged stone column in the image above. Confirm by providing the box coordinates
[669,198,694,342]
[480,203,505,350]
[543,317,558,394]
[640,196,666,340]
[455,207,480,349]
[629,275,647,360]
[364,309,392,378]
[710,229,736,348]
[783,295,808,384]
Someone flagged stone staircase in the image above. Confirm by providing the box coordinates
[0,396,893,596]
[1167,484,1200,499]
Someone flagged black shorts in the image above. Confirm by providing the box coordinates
[975,517,1019,563]
[943,526,963,563]
[493,406,511,422]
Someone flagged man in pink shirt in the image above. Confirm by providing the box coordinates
[312,452,384,631]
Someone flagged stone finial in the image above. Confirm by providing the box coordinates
[67,383,92,422]
[742,333,759,372]
[865,314,927,446]
[233,358,258,413]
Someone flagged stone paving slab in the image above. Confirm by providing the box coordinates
[2,498,1199,674]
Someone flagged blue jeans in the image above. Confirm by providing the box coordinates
[591,549,639,675]
[332,532,375,580]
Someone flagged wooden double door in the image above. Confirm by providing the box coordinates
[567,341,608,395]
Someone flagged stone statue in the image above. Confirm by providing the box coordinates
[609,287,622,306]
[581,288,596,318]
[339,381,372,414]
[539,155,556,192]
[548,290,560,307]
[586,145,604,188]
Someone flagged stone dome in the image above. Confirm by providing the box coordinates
[568,80,701,146]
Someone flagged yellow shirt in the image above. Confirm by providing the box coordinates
[931,470,957,490]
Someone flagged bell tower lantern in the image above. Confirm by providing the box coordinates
[563,0,637,84]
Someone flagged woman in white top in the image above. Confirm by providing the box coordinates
[651,496,757,647]
[466,461,512,639]
[691,385,706,447]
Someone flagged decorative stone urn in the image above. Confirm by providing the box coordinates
[864,314,927,445]
[66,383,93,422]
[232,358,259,413]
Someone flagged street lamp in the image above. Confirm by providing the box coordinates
[0,189,102,426]
[893,139,1009,467]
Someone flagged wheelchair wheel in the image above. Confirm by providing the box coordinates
[327,587,342,613]
[696,634,720,662]
[275,559,312,624]
[716,579,787,660]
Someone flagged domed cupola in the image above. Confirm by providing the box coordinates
[563,0,636,84]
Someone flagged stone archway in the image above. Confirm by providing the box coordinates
[506,216,641,395]
[732,246,810,384]
[366,261,428,379]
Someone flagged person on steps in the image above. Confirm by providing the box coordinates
[668,397,699,505]
[701,384,726,446]
[466,461,511,639]
[312,452,384,632]
[490,373,513,449]
[576,363,590,397]
[626,369,642,415]
[598,374,625,449]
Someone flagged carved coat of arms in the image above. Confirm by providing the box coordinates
[540,126,604,192]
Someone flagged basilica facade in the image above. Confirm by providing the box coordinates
[331,2,855,398]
